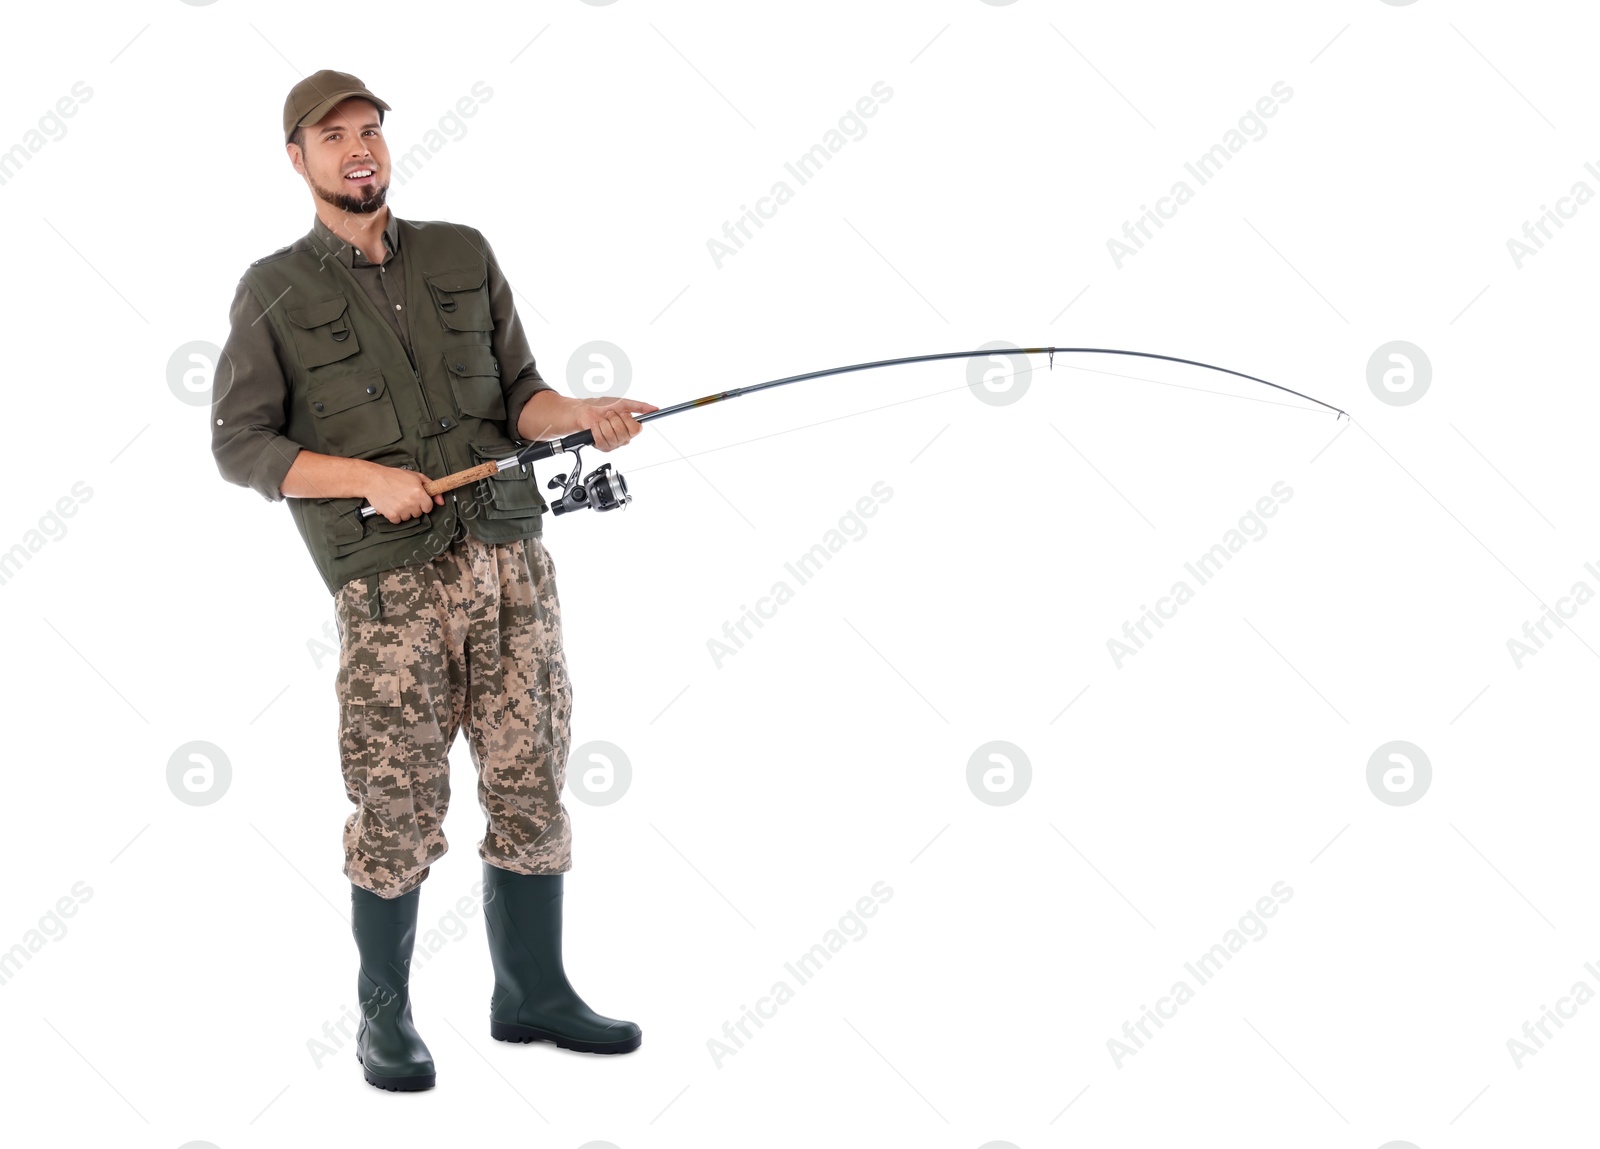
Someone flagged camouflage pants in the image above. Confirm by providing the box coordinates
[332,531,573,899]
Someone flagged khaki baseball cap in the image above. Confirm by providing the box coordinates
[283,69,391,144]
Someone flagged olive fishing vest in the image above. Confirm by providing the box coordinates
[242,220,548,597]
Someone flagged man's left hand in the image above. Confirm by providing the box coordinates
[516,390,661,448]
[572,396,659,451]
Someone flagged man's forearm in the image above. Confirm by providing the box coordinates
[280,394,574,501]
[278,449,381,500]
[516,390,581,442]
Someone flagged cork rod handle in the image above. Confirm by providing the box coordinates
[420,459,501,497]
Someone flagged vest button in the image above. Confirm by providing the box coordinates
[365,385,376,395]
[313,401,324,411]
[440,418,451,428]
[454,362,465,372]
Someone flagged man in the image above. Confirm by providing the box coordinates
[212,70,656,1091]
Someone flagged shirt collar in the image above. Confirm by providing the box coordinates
[309,209,400,268]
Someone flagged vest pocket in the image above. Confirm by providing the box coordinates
[426,268,493,332]
[317,450,435,558]
[306,370,404,457]
[445,345,507,420]
[465,440,547,520]
[285,296,361,368]
[322,498,432,558]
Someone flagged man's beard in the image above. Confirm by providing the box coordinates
[311,173,389,214]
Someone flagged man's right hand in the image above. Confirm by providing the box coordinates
[363,462,444,523]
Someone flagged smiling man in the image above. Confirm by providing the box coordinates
[211,70,655,1091]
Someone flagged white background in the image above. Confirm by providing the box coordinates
[1,1,1594,1145]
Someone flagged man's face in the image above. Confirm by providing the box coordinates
[289,98,391,214]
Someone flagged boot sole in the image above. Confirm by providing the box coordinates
[356,1050,436,1091]
[490,1019,642,1054]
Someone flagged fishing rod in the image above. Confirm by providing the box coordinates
[358,346,1347,521]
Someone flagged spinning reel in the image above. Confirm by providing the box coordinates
[546,445,630,516]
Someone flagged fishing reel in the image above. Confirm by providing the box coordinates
[547,444,631,515]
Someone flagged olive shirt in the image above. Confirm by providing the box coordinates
[213,211,554,503]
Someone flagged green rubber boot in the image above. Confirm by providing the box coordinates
[350,883,437,1091]
[482,861,642,1054]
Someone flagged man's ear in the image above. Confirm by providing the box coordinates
[287,142,305,176]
